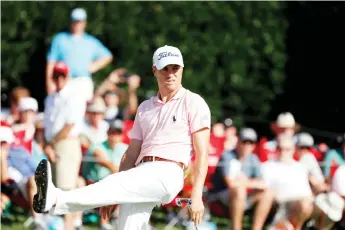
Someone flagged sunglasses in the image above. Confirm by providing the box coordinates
[240,140,255,144]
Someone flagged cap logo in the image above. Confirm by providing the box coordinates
[158,52,180,61]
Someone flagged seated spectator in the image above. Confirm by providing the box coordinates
[259,112,300,162]
[262,135,313,230]
[12,97,38,154]
[80,97,109,149]
[211,128,274,230]
[0,126,43,229]
[323,134,345,181]
[1,86,30,125]
[208,122,226,178]
[82,120,128,230]
[295,132,328,194]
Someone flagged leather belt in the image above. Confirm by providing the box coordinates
[140,156,185,170]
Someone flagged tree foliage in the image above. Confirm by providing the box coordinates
[1,2,287,124]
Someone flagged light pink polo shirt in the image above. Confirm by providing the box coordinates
[130,87,211,167]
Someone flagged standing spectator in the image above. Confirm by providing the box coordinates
[295,132,328,194]
[12,97,38,154]
[43,62,87,230]
[323,134,345,181]
[1,86,30,125]
[211,128,274,230]
[46,8,113,102]
[95,68,141,121]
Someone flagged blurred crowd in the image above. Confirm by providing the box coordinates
[1,7,344,230]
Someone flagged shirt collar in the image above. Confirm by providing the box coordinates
[153,87,186,104]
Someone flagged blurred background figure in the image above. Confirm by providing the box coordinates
[1,87,30,125]
[323,133,345,182]
[295,132,328,194]
[223,118,238,152]
[43,61,87,230]
[211,128,274,230]
[46,8,113,102]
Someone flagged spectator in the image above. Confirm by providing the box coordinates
[82,120,128,230]
[1,86,30,125]
[43,62,87,230]
[223,118,238,152]
[211,128,274,230]
[95,68,141,121]
[295,132,328,194]
[323,133,345,181]
[46,8,113,102]
[80,97,109,149]
[208,122,226,176]
[0,126,43,229]
[262,135,313,230]
[259,112,300,162]
[12,97,38,154]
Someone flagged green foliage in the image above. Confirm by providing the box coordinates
[1,2,287,124]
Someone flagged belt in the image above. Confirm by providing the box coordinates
[140,156,185,170]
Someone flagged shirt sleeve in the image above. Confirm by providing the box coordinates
[92,37,112,60]
[188,94,211,133]
[47,34,62,62]
[129,104,143,141]
[251,155,263,178]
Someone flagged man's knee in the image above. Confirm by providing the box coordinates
[231,186,247,201]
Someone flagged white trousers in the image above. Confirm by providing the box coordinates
[52,161,184,230]
[69,77,94,103]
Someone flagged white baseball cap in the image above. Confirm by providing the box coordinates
[19,97,38,112]
[71,8,87,21]
[332,165,345,196]
[239,128,257,142]
[0,126,14,144]
[315,192,345,222]
[296,132,314,147]
[152,45,184,70]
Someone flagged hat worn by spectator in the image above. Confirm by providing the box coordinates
[315,192,345,222]
[108,119,123,133]
[296,132,314,147]
[153,45,184,70]
[71,8,87,22]
[53,62,69,76]
[19,97,38,112]
[87,97,106,113]
[271,112,301,132]
[239,128,257,142]
[0,126,14,144]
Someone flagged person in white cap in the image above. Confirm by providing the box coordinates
[33,45,211,229]
[295,132,328,194]
[80,97,109,148]
[11,97,38,154]
[46,7,113,102]
[210,128,274,230]
[260,112,300,162]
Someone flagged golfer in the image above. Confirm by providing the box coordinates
[33,45,211,229]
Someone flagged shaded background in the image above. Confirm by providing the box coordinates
[1,2,344,144]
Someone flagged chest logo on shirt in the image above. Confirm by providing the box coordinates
[173,115,176,123]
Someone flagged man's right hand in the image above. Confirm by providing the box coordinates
[44,144,57,163]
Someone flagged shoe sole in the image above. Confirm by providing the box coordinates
[33,159,49,213]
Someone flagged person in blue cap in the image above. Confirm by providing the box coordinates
[46,8,113,103]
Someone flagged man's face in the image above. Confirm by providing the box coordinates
[237,140,256,155]
[153,64,183,93]
[53,74,68,91]
[20,110,36,124]
[71,21,86,34]
[277,140,295,158]
[89,112,104,126]
[276,127,295,137]
[107,130,123,143]
[104,93,119,107]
